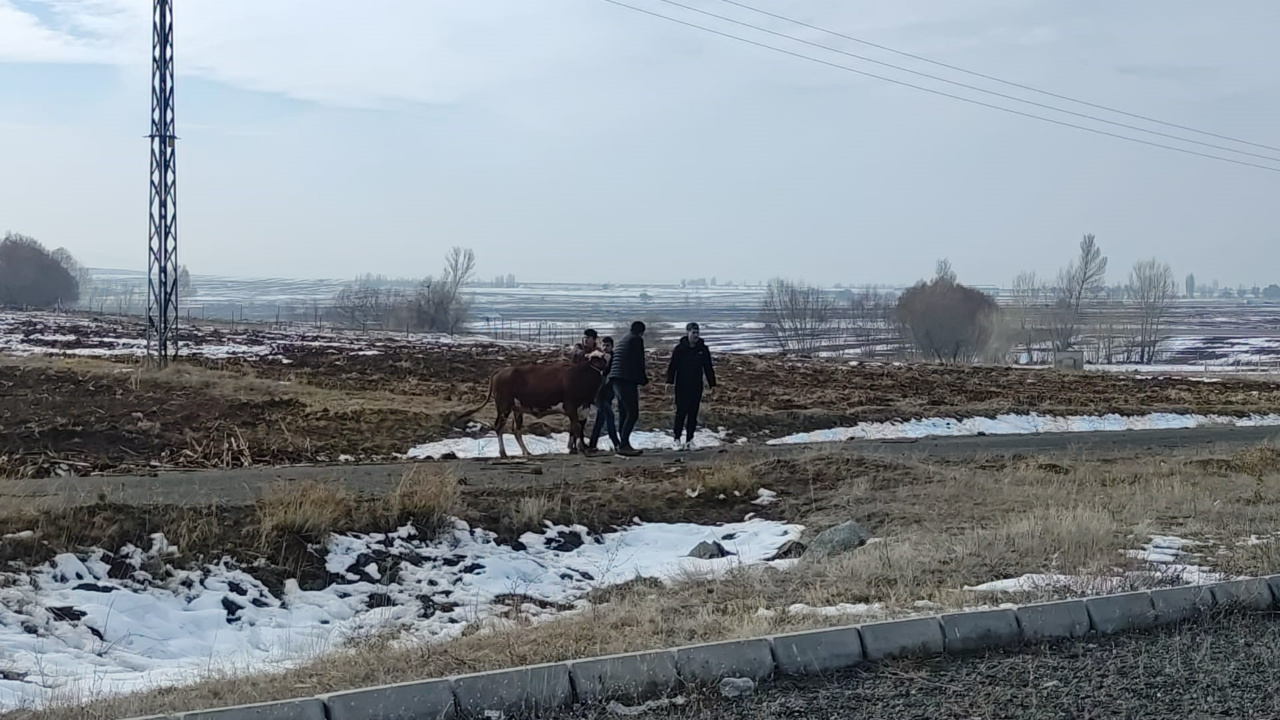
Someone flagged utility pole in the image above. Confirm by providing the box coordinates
[146,0,179,366]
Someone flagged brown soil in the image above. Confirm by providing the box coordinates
[3,338,1280,478]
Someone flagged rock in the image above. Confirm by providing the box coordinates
[719,677,756,699]
[803,521,872,559]
[688,541,734,559]
[768,540,807,561]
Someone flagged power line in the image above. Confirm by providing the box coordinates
[597,0,1280,174]
[649,0,1280,163]
[716,0,1280,155]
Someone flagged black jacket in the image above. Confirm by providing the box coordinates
[608,332,649,385]
[666,337,716,391]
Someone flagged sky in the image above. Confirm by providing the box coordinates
[0,0,1278,287]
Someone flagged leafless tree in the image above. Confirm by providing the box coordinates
[0,232,79,307]
[1128,258,1177,364]
[411,246,477,334]
[845,289,896,358]
[896,272,1000,364]
[1010,270,1047,362]
[1050,233,1107,351]
[760,278,837,353]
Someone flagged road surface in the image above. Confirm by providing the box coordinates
[1,425,1276,509]
[566,610,1280,720]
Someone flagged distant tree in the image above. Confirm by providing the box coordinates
[0,232,79,307]
[177,265,193,295]
[760,278,837,353]
[1264,284,1280,300]
[411,246,477,334]
[1051,233,1108,351]
[896,270,1000,364]
[1010,270,1047,362]
[1185,273,1196,299]
[1128,258,1177,364]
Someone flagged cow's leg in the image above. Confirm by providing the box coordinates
[494,408,510,459]
[512,407,532,456]
[567,407,582,454]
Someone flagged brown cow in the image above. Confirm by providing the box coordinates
[457,351,609,458]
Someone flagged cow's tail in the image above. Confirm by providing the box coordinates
[453,372,496,424]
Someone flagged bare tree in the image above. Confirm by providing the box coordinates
[411,246,477,334]
[1050,233,1107,351]
[1128,258,1177,364]
[760,278,837,353]
[845,289,895,358]
[0,233,79,307]
[896,271,1000,364]
[1185,273,1196,299]
[1010,271,1047,362]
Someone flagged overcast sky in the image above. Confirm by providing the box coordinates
[1,0,1278,287]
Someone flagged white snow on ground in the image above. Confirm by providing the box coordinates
[965,535,1228,594]
[767,412,1280,446]
[406,428,729,460]
[0,519,800,711]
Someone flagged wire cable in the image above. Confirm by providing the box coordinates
[597,0,1280,174]
[649,0,1280,163]
[715,0,1280,154]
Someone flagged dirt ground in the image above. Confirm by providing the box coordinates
[4,337,1280,478]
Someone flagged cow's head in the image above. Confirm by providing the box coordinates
[585,350,609,372]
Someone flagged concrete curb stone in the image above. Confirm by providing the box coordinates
[321,677,456,720]
[1150,584,1216,625]
[675,638,775,684]
[858,617,944,662]
[940,608,1020,654]
[175,698,327,720]
[1015,599,1091,642]
[568,649,679,704]
[770,626,864,675]
[1210,578,1275,611]
[450,663,572,719]
[1085,590,1156,634]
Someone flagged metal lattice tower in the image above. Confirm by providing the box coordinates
[146,0,179,365]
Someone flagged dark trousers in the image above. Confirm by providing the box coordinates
[612,380,640,447]
[589,384,619,448]
[674,388,703,442]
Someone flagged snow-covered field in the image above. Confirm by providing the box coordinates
[0,518,800,711]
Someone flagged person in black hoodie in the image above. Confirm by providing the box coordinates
[666,322,716,449]
[607,321,649,456]
[586,336,620,452]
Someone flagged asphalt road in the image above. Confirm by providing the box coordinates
[568,610,1280,720]
[2,426,1276,510]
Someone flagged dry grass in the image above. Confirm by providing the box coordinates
[507,494,564,535]
[687,462,759,497]
[15,443,1280,719]
[255,480,355,541]
[384,465,462,532]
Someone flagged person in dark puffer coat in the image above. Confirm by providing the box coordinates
[666,321,716,449]
[607,321,649,456]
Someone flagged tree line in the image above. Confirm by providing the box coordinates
[762,233,1196,365]
[329,246,477,333]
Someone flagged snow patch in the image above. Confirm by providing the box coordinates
[0,518,801,711]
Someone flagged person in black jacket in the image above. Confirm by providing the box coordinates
[666,322,716,449]
[607,321,649,456]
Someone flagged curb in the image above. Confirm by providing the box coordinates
[129,575,1278,720]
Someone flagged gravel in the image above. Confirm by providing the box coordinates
[566,610,1280,720]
